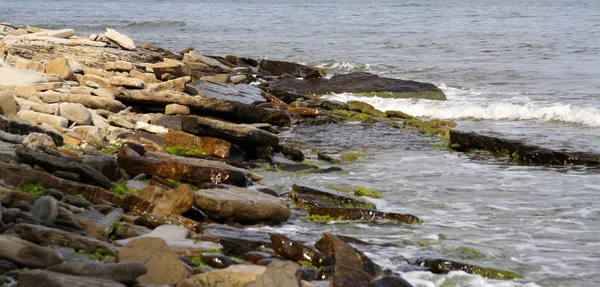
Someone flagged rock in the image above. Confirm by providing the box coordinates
[321,233,373,287]
[0,67,47,86]
[104,28,136,50]
[17,269,126,287]
[291,184,376,210]
[0,235,63,268]
[45,57,76,81]
[194,224,272,257]
[14,57,46,72]
[15,97,56,114]
[22,132,56,150]
[134,121,169,134]
[180,264,266,287]
[0,161,118,205]
[7,223,113,253]
[117,154,249,187]
[184,51,232,72]
[315,235,382,278]
[130,69,161,84]
[163,131,232,158]
[114,89,290,125]
[80,74,110,89]
[0,90,17,117]
[165,103,190,115]
[201,253,239,269]
[107,114,134,129]
[243,261,301,287]
[57,103,92,125]
[117,237,187,285]
[412,258,522,280]
[270,234,334,268]
[104,61,134,72]
[180,116,280,148]
[97,208,124,233]
[0,114,63,146]
[30,196,60,225]
[194,188,290,224]
[308,207,421,224]
[47,262,147,284]
[152,59,190,78]
[0,258,19,274]
[268,72,446,100]
[192,80,266,105]
[370,276,414,287]
[230,75,247,84]
[152,184,194,216]
[448,129,600,165]
[258,59,316,77]
[108,76,145,89]
[55,93,125,113]
[200,74,230,84]
[286,108,319,117]
[17,110,68,128]
[16,148,114,189]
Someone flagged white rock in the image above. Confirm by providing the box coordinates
[104,28,136,50]
[0,67,48,85]
[57,103,92,125]
[134,121,169,135]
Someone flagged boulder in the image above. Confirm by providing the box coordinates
[412,258,522,280]
[290,184,376,210]
[322,233,373,287]
[179,264,266,287]
[180,115,280,148]
[104,28,136,50]
[194,188,290,223]
[0,114,63,146]
[243,261,301,287]
[0,235,63,268]
[16,148,114,189]
[258,59,316,77]
[17,110,68,128]
[45,57,76,81]
[17,269,125,287]
[315,234,383,278]
[57,103,92,125]
[192,80,266,105]
[104,60,134,72]
[30,196,60,225]
[22,132,56,150]
[117,237,187,285]
[114,89,290,125]
[0,90,17,117]
[47,262,147,284]
[117,154,249,187]
[7,223,112,253]
[270,234,334,268]
[165,103,190,115]
[308,207,421,224]
[268,72,446,100]
[0,67,47,86]
[152,59,190,78]
[152,184,194,216]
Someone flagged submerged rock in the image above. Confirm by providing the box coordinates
[268,72,445,100]
[413,258,522,280]
[290,184,376,210]
[47,262,147,284]
[308,207,421,224]
[321,233,373,287]
[270,234,335,268]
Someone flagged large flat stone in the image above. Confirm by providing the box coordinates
[0,66,47,86]
[17,269,126,287]
[0,114,63,146]
[7,223,113,253]
[181,115,280,148]
[192,80,266,105]
[0,235,63,268]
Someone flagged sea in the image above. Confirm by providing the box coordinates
[2,0,599,286]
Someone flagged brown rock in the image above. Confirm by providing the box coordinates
[270,234,334,268]
[258,59,316,77]
[322,233,373,287]
[0,90,18,117]
[163,131,231,158]
[200,74,230,84]
[152,184,194,216]
[147,76,190,92]
[8,223,113,253]
[130,69,161,84]
[118,237,187,285]
[108,76,145,89]
[181,116,280,148]
[0,235,63,268]
[165,103,190,115]
[180,264,265,287]
[152,59,190,78]
[104,61,134,72]
[286,108,319,117]
[104,28,136,50]
[57,93,125,113]
[45,57,76,81]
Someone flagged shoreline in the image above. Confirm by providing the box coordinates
[0,23,594,287]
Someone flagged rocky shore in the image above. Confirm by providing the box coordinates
[1,23,594,287]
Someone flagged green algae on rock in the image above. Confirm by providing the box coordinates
[308,207,421,224]
[164,145,205,156]
[353,187,383,198]
[290,184,376,210]
[415,258,522,280]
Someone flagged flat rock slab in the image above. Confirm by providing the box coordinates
[47,262,147,284]
[164,131,232,158]
[0,114,63,146]
[180,264,266,287]
[309,207,421,224]
[117,154,249,187]
[268,72,446,100]
[7,223,113,253]
[17,269,126,287]
[194,188,290,224]
[291,184,376,210]
[192,80,266,105]
[0,66,47,86]
[0,234,63,268]
[117,237,187,285]
[259,59,316,77]
[181,115,280,148]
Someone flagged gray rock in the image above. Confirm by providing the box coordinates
[7,223,113,253]
[47,261,147,284]
[0,258,18,274]
[22,132,57,150]
[17,110,69,129]
[97,208,124,233]
[17,269,126,287]
[108,114,134,129]
[192,80,266,105]
[243,261,301,287]
[0,114,63,146]
[57,103,92,125]
[0,234,63,268]
[0,67,47,86]
[30,196,60,225]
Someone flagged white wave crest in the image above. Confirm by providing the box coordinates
[316,61,371,73]
[325,93,600,127]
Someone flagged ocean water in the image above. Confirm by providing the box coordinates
[3,1,600,286]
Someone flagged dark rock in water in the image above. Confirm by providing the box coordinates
[304,116,339,126]
[15,148,114,189]
[17,269,126,287]
[262,90,307,104]
[449,129,600,166]
[413,258,522,280]
[321,233,373,287]
[309,207,421,224]
[30,196,60,225]
[370,276,414,287]
[244,260,301,287]
[134,213,168,229]
[0,259,18,275]
[195,223,272,257]
[180,115,280,148]
[0,235,63,268]
[317,152,340,163]
[291,184,376,210]
[0,162,119,205]
[0,114,63,146]
[192,80,266,105]
[268,72,445,100]
[47,262,147,284]
[278,143,305,161]
[164,131,233,159]
[257,258,284,266]
[117,154,249,187]
[278,163,320,173]
[308,100,350,111]
[201,253,239,269]
[315,234,383,278]
[243,251,273,264]
[7,223,112,253]
[270,234,335,268]
[259,59,319,77]
[299,266,320,281]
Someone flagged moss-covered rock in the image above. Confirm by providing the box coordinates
[353,187,383,198]
[308,207,421,224]
[414,258,522,280]
[402,118,456,136]
[290,184,376,210]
